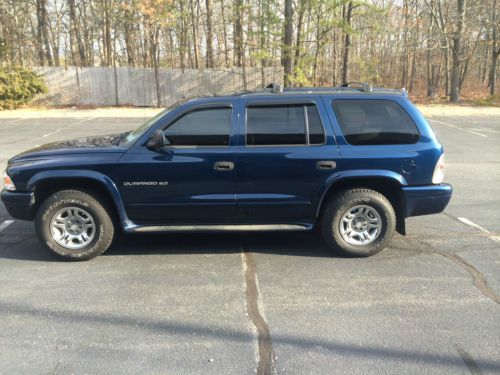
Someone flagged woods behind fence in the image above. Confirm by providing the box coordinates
[0,0,499,103]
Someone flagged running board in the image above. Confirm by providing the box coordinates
[124,223,312,233]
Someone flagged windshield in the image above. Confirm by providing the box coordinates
[121,108,170,145]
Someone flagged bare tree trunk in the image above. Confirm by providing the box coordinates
[489,0,499,95]
[124,8,136,66]
[47,7,61,66]
[450,0,465,103]
[205,0,214,68]
[68,0,86,66]
[234,0,243,67]
[409,15,419,93]
[490,36,499,95]
[150,25,161,106]
[293,0,306,83]
[190,0,200,68]
[426,11,436,97]
[312,10,321,83]
[400,0,409,88]
[259,0,265,85]
[179,0,187,70]
[220,0,229,67]
[36,0,46,65]
[283,0,293,86]
[37,0,53,66]
[341,2,353,85]
[103,0,112,66]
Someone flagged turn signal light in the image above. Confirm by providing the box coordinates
[3,171,16,191]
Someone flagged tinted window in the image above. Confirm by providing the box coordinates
[246,104,325,145]
[332,100,419,145]
[306,105,325,144]
[164,107,231,146]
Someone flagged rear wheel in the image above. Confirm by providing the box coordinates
[321,189,396,257]
[35,190,115,261]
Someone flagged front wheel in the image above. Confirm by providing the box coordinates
[321,189,396,257]
[35,190,115,261]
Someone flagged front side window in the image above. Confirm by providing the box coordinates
[332,100,419,145]
[164,107,232,146]
[246,104,325,146]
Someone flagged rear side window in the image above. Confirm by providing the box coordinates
[164,107,231,146]
[246,104,325,146]
[332,100,419,145]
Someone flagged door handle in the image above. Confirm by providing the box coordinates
[316,161,336,170]
[214,161,234,171]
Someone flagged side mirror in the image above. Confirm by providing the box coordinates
[146,130,166,151]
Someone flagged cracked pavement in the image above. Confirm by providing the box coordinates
[0,107,499,374]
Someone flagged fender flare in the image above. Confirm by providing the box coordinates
[27,170,130,226]
[314,169,408,218]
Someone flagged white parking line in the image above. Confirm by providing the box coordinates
[42,117,95,138]
[457,217,500,244]
[0,220,14,232]
[42,128,63,137]
[431,119,487,138]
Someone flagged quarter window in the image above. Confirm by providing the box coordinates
[246,104,325,146]
[332,100,419,145]
[164,107,231,146]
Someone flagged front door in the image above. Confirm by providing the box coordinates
[235,98,339,223]
[118,104,237,224]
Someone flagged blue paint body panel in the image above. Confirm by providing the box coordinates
[1,90,452,233]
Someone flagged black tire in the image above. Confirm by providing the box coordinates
[321,189,396,257]
[35,190,115,261]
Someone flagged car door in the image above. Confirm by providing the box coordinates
[118,102,238,224]
[235,97,339,223]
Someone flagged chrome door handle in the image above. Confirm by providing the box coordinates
[214,161,234,171]
[316,161,336,170]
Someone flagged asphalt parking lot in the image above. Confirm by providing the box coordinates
[0,106,499,374]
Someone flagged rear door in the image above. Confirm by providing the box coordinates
[325,96,424,184]
[235,97,339,223]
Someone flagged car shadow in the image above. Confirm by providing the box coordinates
[106,231,335,258]
[0,231,339,262]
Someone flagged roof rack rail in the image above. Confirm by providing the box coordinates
[266,82,283,93]
[341,81,373,92]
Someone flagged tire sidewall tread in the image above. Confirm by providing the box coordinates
[321,188,396,257]
[35,190,114,261]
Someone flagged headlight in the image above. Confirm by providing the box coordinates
[432,154,445,184]
[3,171,16,191]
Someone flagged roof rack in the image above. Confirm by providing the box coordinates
[266,83,283,93]
[341,81,372,92]
[256,82,406,96]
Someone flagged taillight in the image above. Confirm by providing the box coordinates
[432,154,445,184]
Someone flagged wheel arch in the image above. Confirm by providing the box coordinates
[28,170,128,227]
[315,172,407,235]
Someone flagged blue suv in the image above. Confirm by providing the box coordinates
[1,84,452,260]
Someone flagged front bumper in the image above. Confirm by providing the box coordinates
[0,189,35,220]
[403,183,453,217]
